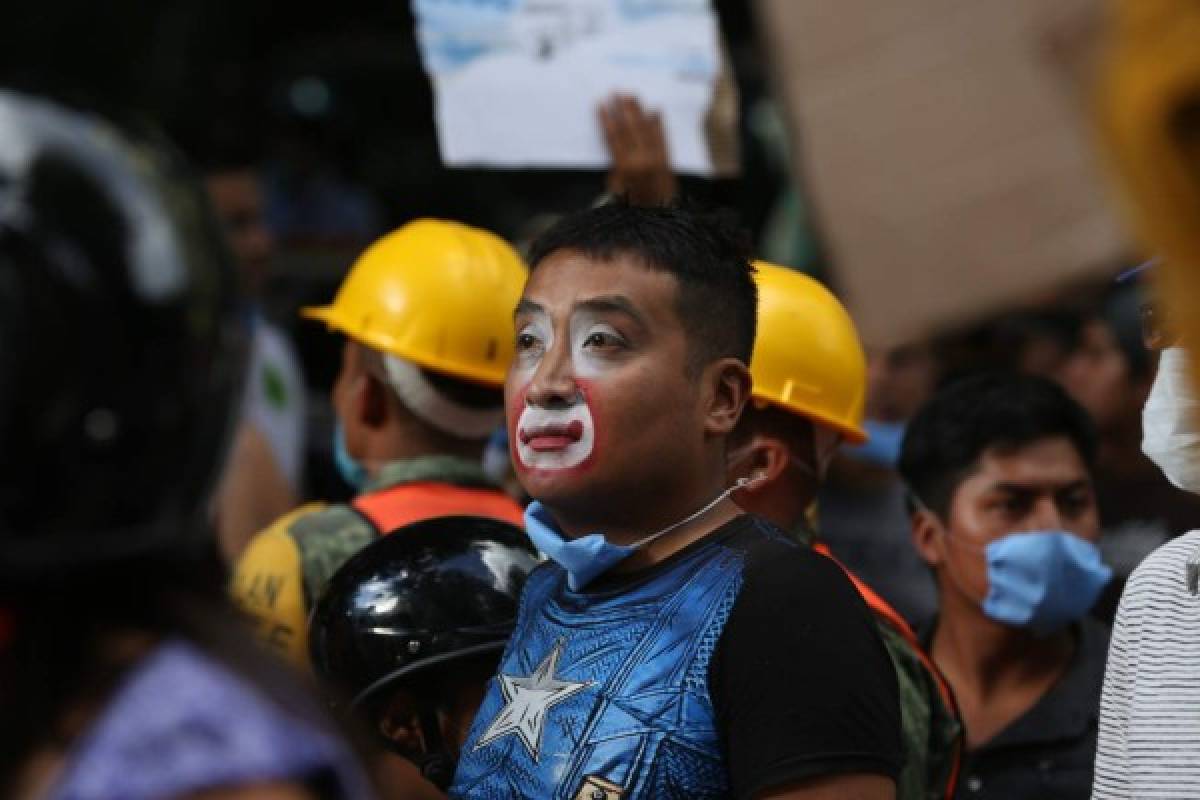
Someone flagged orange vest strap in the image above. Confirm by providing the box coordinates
[813,543,958,710]
[813,542,963,798]
[352,482,526,534]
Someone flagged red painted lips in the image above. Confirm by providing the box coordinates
[520,420,585,452]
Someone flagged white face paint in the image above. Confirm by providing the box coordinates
[512,308,628,471]
[515,402,596,470]
[567,310,625,379]
[512,313,554,382]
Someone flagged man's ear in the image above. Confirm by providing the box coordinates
[911,506,946,568]
[728,434,790,492]
[358,372,392,429]
[703,357,752,437]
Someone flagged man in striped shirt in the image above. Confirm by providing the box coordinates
[1092,302,1200,797]
[1092,529,1200,798]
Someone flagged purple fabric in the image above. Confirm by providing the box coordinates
[50,639,373,799]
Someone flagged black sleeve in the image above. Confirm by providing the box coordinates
[710,543,903,799]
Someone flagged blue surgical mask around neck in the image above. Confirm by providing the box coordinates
[333,420,369,491]
[953,529,1112,635]
[524,477,759,591]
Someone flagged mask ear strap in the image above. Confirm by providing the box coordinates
[738,473,768,491]
[629,476,764,551]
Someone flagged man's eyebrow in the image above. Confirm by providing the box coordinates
[514,299,543,318]
[575,295,646,325]
[989,479,1092,494]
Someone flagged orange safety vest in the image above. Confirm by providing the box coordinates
[814,542,963,799]
[352,480,525,534]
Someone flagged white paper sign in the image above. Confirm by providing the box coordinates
[413,0,721,175]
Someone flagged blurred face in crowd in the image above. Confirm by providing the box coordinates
[913,436,1099,615]
[206,169,274,297]
[865,343,939,423]
[376,681,488,759]
[1017,334,1073,379]
[1060,319,1137,431]
[507,250,739,521]
[371,664,493,798]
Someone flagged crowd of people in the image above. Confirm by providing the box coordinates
[4,5,1200,799]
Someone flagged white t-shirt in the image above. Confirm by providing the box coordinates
[242,318,306,490]
[1093,529,1200,799]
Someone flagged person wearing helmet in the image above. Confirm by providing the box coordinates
[0,92,371,799]
[726,262,963,800]
[309,516,539,798]
[450,201,902,799]
[231,219,528,667]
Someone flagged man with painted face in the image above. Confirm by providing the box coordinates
[231,220,527,667]
[451,202,903,799]
[899,373,1111,800]
[727,262,962,800]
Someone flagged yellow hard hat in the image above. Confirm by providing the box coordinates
[749,261,868,443]
[302,219,528,386]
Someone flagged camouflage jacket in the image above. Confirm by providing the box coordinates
[230,455,515,665]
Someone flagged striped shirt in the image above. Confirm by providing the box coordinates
[1093,530,1200,799]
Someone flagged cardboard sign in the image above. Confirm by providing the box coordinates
[757,0,1127,346]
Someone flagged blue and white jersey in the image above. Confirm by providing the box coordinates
[452,515,903,799]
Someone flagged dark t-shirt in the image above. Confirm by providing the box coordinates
[709,519,905,797]
[451,513,903,799]
[919,618,1109,800]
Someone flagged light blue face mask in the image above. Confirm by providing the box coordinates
[843,419,906,469]
[524,477,757,591]
[975,530,1112,635]
[333,420,369,491]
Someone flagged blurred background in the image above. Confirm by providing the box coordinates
[2,0,1190,625]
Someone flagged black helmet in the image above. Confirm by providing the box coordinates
[0,91,246,579]
[309,515,538,785]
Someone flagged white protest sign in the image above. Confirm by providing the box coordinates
[413,0,721,175]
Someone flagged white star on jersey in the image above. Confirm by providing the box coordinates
[475,640,590,761]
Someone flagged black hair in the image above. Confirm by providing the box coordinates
[1098,283,1152,380]
[984,310,1083,372]
[526,199,757,372]
[730,401,815,454]
[898,371,1097,518]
